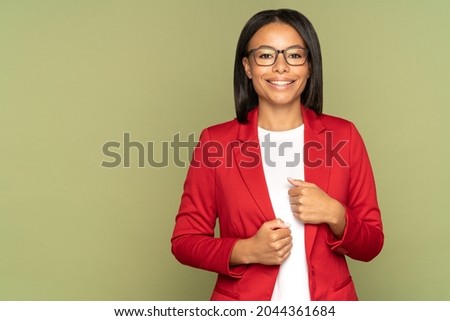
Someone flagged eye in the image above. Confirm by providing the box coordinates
[289,53,302,59]
[258,52,275,60]
[287,50,305,60]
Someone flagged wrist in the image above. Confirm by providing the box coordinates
[328,200,346,238]
[230,238,254,265]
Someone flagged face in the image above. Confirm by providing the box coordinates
[242,22,310,110]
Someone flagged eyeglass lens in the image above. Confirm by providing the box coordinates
[253,47,307,66]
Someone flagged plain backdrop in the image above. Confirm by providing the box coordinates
[1,0,449,300]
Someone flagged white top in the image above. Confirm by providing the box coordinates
[258,125,310,301]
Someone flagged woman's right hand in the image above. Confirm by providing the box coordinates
[230,219,292,266]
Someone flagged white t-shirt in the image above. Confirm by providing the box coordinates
[258,125,310,301]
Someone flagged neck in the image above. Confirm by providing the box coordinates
[258,104,303,131]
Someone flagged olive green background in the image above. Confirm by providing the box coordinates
[1,0,449,300]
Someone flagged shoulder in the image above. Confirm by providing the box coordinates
[319,112,354,129]
[199,118,240,142]
[316,112,362,140]
[304,108,368,149]
[303,106,355,135]
[316,112,370,157]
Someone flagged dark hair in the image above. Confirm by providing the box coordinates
[234,9,323,123]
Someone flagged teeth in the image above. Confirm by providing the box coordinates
[269,80,293,86]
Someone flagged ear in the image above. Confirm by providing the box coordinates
[242,57,252,79]
[306,61,311,79]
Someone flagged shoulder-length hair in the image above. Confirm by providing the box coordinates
[234,8,323,123]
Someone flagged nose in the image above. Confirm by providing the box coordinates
[272,51,289,73]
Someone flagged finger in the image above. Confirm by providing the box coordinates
[288,186,305,198]
[279,241,293,258]
[287,177,305,187]
[272,244,292,265]
[288,178,316,189]
[273,228,292,240]
[290,203,300,214]
[266,218,291,230]
[292,211,306,222]
[270,233,292,251]
[284,240,293,252]
[288,184,302,196]
[273,235,293,252]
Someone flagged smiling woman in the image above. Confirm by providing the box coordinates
[171,8,383,301]
[242,23,311,131]
[1,0,449,305]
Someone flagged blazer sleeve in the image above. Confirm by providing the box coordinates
[328,123,384,262]
[171,128,245,278]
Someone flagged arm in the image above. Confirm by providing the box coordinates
[171,129,243,277]
[230,219,292,266]
[328,123,384,261]
[288,123,383,262]
[172,129,295,273]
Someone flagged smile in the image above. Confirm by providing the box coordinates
[267,80,294,87]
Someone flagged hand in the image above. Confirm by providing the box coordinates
[230,219,292,266]
[288,178,346,238]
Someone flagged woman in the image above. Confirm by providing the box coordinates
[171,8,383,301]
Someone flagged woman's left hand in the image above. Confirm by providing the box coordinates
[287,178,346,238]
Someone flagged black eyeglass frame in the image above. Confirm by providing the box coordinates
[247,45,309,66]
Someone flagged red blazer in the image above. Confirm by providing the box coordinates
[171,106,383,301]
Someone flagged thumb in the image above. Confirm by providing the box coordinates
[266,218,291,230]
[287,177,304,187]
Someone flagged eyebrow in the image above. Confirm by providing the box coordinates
[248,44,307,51]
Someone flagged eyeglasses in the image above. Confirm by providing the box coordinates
[247,45,309,66]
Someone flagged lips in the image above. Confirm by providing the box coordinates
[267,80,295,87]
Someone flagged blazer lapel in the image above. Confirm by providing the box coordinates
[302,106,330,259]
[232,106,331,258]
[233,108,276,222]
